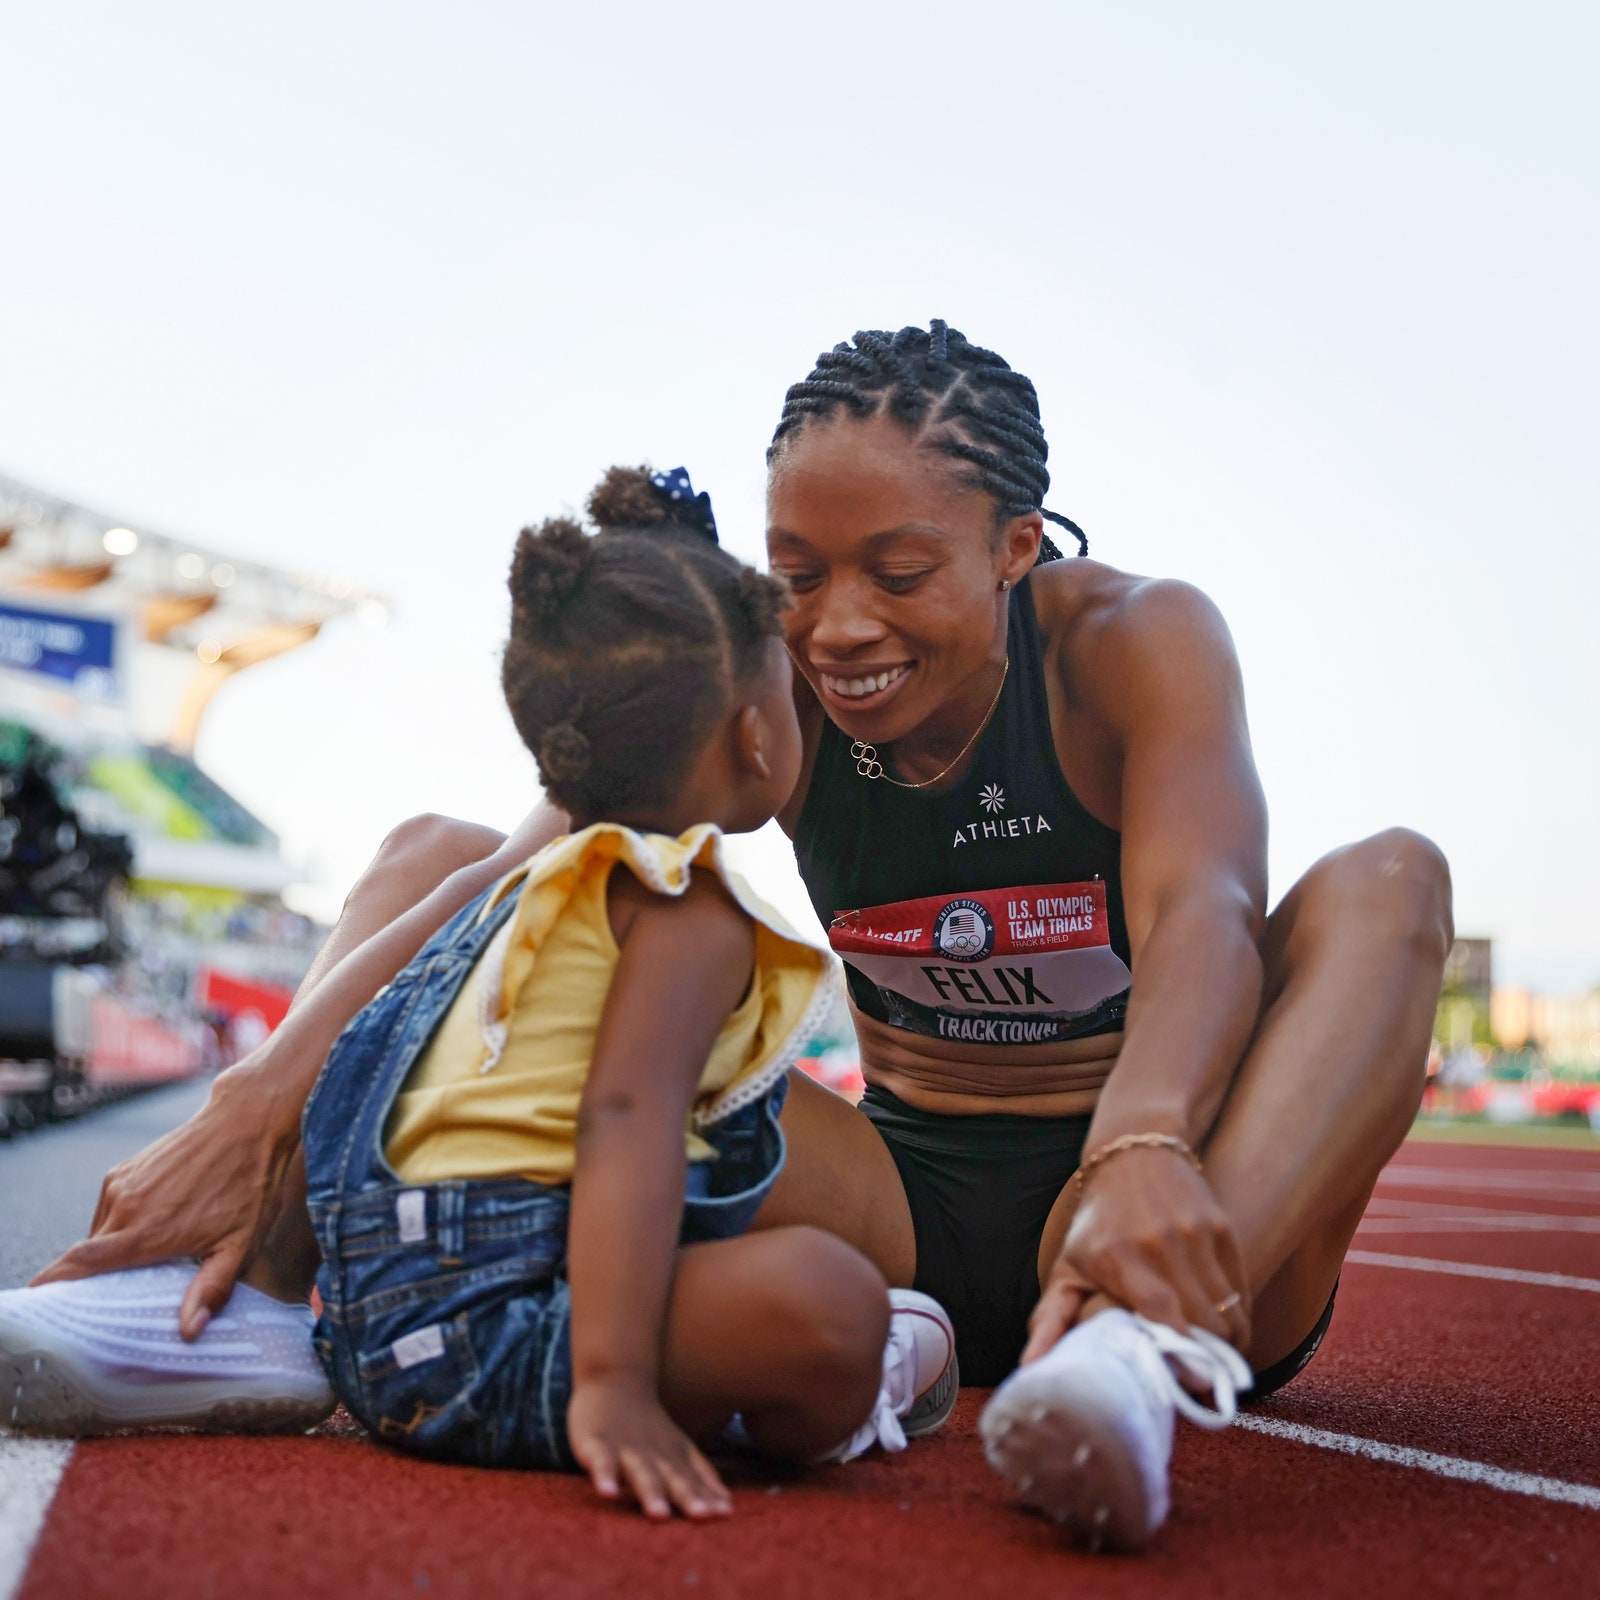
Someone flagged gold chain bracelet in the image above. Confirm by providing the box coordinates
[1071,1132,1203,1204]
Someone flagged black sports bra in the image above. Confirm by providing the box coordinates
[792,575,1130,1047]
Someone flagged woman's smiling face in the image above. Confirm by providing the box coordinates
[766,411,1038,746]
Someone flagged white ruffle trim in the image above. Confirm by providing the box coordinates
[692,958,841,1129]
[473,822,836,1091]
[476,915,518,1075]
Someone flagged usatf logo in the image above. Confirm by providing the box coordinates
[979,783,1005,814]
[933,898,996,963]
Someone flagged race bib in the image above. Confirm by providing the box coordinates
[830,882,1131,1045]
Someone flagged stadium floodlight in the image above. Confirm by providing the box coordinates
[0,468,388,752]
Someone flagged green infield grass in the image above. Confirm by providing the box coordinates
[1407,1115,1600,1150]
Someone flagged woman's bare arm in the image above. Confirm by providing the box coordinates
[1027,580,1267,1355]
[33,800,570,1336]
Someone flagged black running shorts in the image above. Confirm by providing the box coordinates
[860,1083,1336,1391]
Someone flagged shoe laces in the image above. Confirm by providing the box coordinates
[821,1316,915,1463]
[1115,1314,1254,1431]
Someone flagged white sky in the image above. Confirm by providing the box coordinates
[2,3,1595,989]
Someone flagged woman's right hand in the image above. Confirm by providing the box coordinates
[1022,1144,1252,1362]
[29,1056,300,1339]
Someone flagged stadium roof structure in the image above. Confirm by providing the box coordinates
[0,469,387,751]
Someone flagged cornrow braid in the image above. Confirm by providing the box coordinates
[502,466,790,818]
[768,320,1088,560]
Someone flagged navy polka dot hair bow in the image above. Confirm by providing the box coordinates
[649,467,719,545]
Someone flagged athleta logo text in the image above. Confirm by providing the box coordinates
[952,813,1052,848]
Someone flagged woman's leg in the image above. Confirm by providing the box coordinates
[295,814,510,996]
[1207,827,1453,1367]
[239,814,511,1301]
[658,1225,890,1459]
[752,1070,917,1289]
[1038,827,1453,1370]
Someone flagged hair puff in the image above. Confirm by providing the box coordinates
[586,465,675,532]
[537,722,592,788]
[737,566,790,634]
[509,518,592,624]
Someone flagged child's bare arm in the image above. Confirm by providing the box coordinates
[566,871,756,1520]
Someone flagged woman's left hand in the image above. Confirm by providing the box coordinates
[1021,1146,1251,1362]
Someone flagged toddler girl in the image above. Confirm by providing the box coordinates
[300,466,955,1516]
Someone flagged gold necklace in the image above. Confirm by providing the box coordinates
[851,659,1009,791]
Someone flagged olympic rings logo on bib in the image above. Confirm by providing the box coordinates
[932,898,995,963]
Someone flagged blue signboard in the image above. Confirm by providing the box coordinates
[0,600,120,702]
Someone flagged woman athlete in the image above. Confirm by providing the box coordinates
[28,322,1452,1550]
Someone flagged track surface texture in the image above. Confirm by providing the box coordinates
[4,1117,1598,1599]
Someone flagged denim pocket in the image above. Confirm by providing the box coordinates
[681,1082,788,1244]
[354,1311,481,1452]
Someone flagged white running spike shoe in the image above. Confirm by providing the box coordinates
[0,1264,336,1437]
[820,1288,959,1463]
[979,1307,1253,1551]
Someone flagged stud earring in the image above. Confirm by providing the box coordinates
[999,578,1012,591]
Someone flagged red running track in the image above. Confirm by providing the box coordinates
[13,1138,1600,1600]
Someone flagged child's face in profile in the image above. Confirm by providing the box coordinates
[748,636,804,827]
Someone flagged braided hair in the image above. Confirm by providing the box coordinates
[768,320,1087,560]
[502,466,789,818]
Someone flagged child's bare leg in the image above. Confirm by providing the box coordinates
[657,1226,890,1460]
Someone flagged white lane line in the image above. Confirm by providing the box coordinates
[1358,1197,1600,1233]
[1357,1218,1600,1235]
[1382,1166,1600,1197]
[1236,1415,1600,1510]
[1366,1197,1600,1222]
[1346,1249,1600,1293]
[0,1439,73,1600]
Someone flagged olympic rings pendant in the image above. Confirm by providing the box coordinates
[846,658,1008,791]
[851,740,885,780]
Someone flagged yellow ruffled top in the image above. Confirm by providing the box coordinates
[383,822,837,1186]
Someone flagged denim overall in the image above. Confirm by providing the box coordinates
[303,881,789,1469]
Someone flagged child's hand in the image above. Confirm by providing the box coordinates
[568,1376,733,1521]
